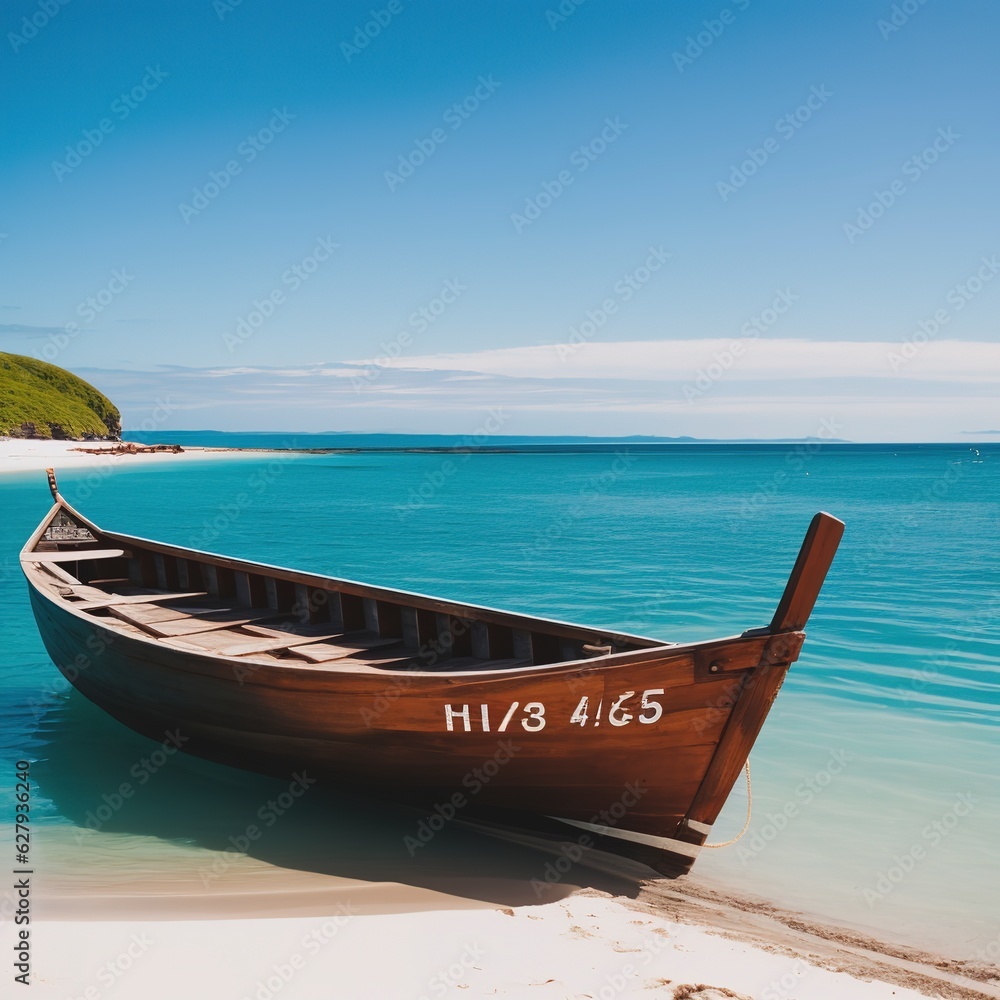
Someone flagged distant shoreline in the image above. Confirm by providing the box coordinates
[1,435,993,480]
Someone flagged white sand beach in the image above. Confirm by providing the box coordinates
[23,873,999,1000]
[0,437,268,476]
[10,821,995,1000]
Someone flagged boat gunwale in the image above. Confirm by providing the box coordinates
[23,563,776,684]
[20,488,822,683]
[20,494,710,666]
[103,526,671,646]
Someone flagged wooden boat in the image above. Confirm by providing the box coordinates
[22,469,843,876]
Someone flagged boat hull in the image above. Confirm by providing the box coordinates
[28,584,795,874]
[22,481,843,876]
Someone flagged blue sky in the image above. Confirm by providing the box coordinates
[2,0,998,439]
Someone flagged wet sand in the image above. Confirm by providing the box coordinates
[23,816,1000,1000]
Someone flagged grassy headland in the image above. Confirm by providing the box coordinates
[0,352,120,439]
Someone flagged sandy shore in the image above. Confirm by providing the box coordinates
[0,437,270,476]
[16,829,998,1000]
[23,882,999,1000]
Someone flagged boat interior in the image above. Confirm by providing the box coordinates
[25,507,665,673]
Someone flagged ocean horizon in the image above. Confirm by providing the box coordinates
[2,438,997,960]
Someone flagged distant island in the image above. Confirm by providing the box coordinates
[0,352,121,440]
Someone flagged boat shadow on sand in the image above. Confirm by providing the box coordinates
[29,691,648,915]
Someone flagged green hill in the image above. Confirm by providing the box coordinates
[0,353,121,440]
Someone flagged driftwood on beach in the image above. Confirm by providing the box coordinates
[70,442,184,456]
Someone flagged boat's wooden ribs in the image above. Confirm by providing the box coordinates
[153,553,178,591]
[37,541,654,672]
[339,592,366,632]
[325,589,345,630]
[201,563,220,597]
[512,629,533,663]
[235,571,253,607]
[433,613,473,662]
[528,631,560,666]
[362,599,403,640]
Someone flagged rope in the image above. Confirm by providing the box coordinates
[703,759,752,849]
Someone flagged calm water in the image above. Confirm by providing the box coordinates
[1,442,997,957]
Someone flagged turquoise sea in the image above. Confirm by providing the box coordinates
[1,439,997,960]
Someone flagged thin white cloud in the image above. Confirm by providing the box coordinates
[346,339,1000,384]
[78,344,1000,441]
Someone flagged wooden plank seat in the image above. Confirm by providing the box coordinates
[24,548,130,563]
[166,629,404,659]
[65,585,119,603]
[289,655,420,671]
[282,635,407,663]
[108,603,197,625]
[73,591,208,610]
[105,604,281,638]
[38,563,83,587]
[163,631,330,656]
[241,622,359,640]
